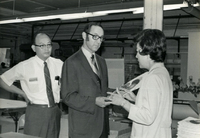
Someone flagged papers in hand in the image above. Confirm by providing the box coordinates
[120,72,148,92]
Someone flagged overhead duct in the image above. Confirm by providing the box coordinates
[181,1,200,19]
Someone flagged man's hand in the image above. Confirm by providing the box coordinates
[95,97,111,108]
[21,93,31,104]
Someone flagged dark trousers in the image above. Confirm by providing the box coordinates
[99,125,108,138]
[100,110,109,138]
[24,104,61,138]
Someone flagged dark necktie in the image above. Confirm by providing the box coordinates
[91,54,100,77]
[44,62,55,107]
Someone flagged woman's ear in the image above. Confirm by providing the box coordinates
[146,54,151,60]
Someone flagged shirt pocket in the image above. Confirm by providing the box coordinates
[28,77,39,93]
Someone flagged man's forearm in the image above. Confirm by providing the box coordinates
[0,78,25,96]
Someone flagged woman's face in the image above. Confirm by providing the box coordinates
[135,43,149,69]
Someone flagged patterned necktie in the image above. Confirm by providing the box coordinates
[44,62,55,107]
[91,54,100,77]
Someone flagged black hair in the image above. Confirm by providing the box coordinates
[134,29,166,62]
[83,22,104,41]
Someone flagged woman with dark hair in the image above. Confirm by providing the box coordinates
[108,29,173,138]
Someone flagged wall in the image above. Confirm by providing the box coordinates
[102,38,188,83]
[187,32,200,84]
[177,31,200,101]
[0,35,189,81]
[0,38,31,65]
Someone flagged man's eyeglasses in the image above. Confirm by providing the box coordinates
[85,32,104,42]
[35,44,52,49]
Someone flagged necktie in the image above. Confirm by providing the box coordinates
[91,54,100,77]
[44,62,55,107]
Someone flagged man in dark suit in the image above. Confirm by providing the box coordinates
[61,22,111,138]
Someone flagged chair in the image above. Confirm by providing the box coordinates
[17,114,25,133]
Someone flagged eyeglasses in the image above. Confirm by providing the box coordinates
[85,32,104,42]
[136,49,146,56]
[35,44,52,49]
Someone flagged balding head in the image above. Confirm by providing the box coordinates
[31,33,52,61]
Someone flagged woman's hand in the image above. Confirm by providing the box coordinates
[119,87,136,102]
[107,88,127,106]
[107,88,131,112]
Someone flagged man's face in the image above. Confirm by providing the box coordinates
[32,34,52,61]
[83,25,104,53]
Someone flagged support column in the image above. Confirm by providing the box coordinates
[143,0,163,30]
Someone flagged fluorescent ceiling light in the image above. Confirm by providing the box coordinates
[132,8,144,14]
[0,2,199,24]
[164,2,188,11]
[95,8,139,14]
[132,2,199,14]
[23,16,57,22]
[0,18,23,24]
[59,12,108,20]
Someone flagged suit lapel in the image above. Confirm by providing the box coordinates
[77,50,101,86]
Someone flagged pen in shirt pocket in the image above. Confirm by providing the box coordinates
[55,76,60,85]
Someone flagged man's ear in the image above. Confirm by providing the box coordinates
[31,45,36,52]
[82,32,86,40]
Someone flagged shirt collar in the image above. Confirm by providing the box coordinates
[81,46,95,60]
[34,55,50,66]
[149,62,164,72]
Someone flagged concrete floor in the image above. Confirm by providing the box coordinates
[0,115,16,134]
[0,114,68,138]
[0,114,177,138]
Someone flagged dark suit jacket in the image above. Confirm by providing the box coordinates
[61,49,109,138]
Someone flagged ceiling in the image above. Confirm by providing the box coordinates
[0,0,200,46]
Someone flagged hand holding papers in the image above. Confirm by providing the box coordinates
[107,72,148,104]
[117,72,148,101]
[107,88,126,106]
[121,72,148,92]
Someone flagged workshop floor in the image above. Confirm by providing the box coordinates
[0,114,15,133]
[0,113,68,138]
[0,114,177,138]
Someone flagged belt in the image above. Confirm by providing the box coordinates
[29,103,58,108]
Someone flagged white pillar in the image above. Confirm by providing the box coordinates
[143,0,163,30]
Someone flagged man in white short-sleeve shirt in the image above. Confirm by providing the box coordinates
[0,33,63,138]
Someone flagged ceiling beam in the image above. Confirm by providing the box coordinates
[32,14,194,27]
[0,0,184,21]
[0,7,26,16]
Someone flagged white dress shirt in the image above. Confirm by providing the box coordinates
[0,55,63,106]
[81,46,99,73]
